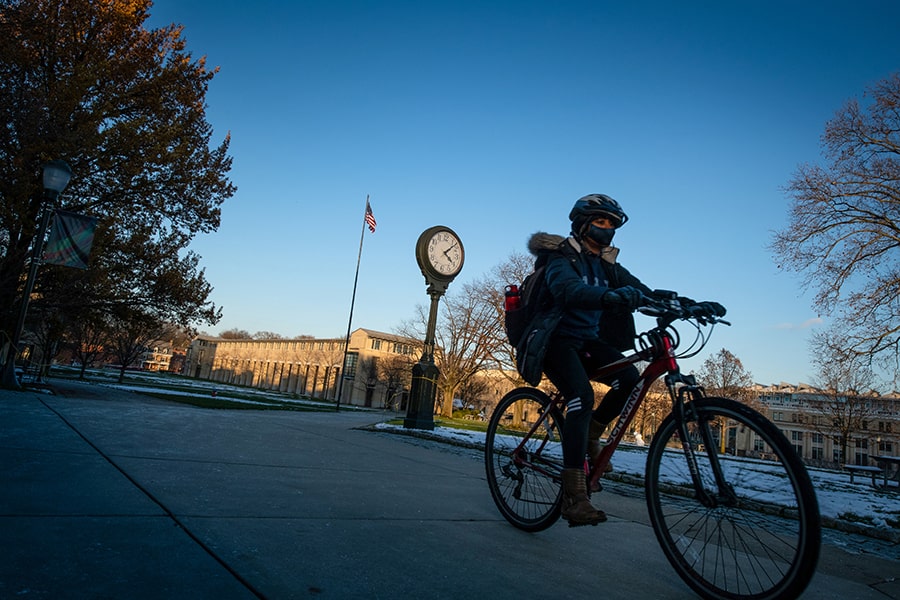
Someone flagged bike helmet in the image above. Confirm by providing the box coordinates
[569,193,628,234]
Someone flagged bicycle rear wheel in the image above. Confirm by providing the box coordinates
[484,387,564,532]
[645,397,820,600]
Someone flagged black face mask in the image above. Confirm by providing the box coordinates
[584,224,615,247]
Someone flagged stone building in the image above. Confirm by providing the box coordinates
[183,328,419,408]
[751,383,900,467]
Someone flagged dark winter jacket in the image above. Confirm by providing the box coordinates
[528,232,652,350]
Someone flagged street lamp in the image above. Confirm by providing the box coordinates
[42,160,73,199]
[1,160,73,389]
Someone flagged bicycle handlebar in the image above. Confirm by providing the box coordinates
[638,294,731,327]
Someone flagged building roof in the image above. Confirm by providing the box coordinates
[193,328,416,344]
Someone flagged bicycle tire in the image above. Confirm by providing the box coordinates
[645,397,821,600]
[484,387,564,532]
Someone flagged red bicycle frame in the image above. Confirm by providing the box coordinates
[585,329,680,491]
[508,323,694,493]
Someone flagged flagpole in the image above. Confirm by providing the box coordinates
[336,195,370,411]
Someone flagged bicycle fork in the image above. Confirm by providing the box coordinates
[670,377,737,508]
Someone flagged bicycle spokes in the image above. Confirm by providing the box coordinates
[646,398,820,600]
[484,389,565,532]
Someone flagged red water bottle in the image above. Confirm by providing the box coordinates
[504,285,520,311]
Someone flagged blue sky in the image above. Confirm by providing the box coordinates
[147,1,899,386]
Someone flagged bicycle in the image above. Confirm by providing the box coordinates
[484,293,821,600]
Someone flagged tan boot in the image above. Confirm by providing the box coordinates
[561,468,607,526]
[588,420,613,473]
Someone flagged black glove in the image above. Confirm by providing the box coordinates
[650,290,687,313]
[694,301,727,319]
[676,295,696,308]
[602,286,644,310]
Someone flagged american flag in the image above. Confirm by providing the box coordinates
[365,200,377,233]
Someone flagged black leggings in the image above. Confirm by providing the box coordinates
[542,335,640,468]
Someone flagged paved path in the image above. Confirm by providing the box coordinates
[1,380,897,599]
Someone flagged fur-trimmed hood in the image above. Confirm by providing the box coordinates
[527,232,567,255]
[526,231,619,263]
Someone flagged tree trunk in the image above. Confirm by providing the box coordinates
[440,386,454,418]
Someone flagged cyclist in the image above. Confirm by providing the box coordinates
[528,193,725,526]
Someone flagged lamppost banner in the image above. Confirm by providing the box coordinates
[43,209,98,270]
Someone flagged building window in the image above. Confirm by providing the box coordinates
[344,352,358,378]
[393,342,413,355]
[854,438,869,466]
[372,339,383,350]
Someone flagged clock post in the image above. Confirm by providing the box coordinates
[404,226,464,430]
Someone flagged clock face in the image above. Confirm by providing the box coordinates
[426,229,463,277]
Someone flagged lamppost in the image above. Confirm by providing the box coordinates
[1,160,73,389]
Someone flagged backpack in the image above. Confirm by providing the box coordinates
[504,264,550,347]
[504,264,562,385]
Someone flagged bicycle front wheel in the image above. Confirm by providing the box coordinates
[645,397,820,600]
[484,387,564,532]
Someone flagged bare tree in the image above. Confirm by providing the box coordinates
[771,72,900,379]
[433,279,512,417]
[456,375,490,413]
[28,307,65,380]
[358,356,379,407]
[67,311,110,379]
[802,329,879,466]
[253,331,284,340]
[695,348,760,453]
[106,308,167,383]
[220,329,252,339]
[695,348,758,407]
[632,378,670,441]
[164,325,194,352]
[398,277,502,418]
[378,353,414,411]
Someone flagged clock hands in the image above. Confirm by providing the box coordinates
[443,242,458,260]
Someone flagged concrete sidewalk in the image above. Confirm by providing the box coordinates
[1,380,897,599]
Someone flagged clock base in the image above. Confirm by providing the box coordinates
[403,359,439,430]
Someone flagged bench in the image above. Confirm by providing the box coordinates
[843,464,883,486]
[873,456,900,488]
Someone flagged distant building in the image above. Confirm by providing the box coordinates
[139,341,173,372]
[752,383,900,467]
[183,328,419,408]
